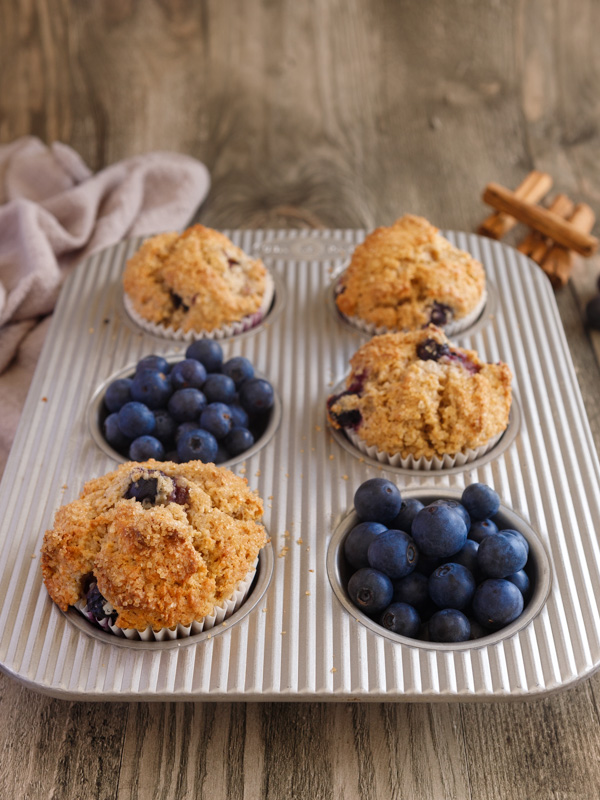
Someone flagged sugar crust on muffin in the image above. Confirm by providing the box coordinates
[41,460,266,631]
[123,225,270,333]
[335,215,486,331]
[327,327,512,461]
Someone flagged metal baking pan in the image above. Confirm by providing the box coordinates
[1,228,600,701]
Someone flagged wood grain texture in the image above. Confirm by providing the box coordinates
[2,0,600,798]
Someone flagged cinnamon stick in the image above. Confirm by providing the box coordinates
[516,194,574,265]
[478,171,552,239]
[541,203,596,288]
[482,182,598,256]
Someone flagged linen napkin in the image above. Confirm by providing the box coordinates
[0,137,210,477]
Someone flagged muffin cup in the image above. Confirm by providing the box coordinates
[334,272,487,337]
[124,271,275,342]
[344,426,504,471]
[74,558,258,641]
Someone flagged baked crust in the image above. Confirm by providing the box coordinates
[41,460,266,630]
[335,215,485,330]
[123,225,269,333]
[327,326,512,460]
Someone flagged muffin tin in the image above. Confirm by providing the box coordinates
[1,228,600,700]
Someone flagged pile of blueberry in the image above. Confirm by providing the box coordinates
[344,479,532,643]
[101,340,275,464]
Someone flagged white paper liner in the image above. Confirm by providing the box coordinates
[344,427,504,471]
[74,558,258,641]
[124,272,275,342]
[334,274,487,337]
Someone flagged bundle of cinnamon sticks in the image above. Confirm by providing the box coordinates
[478,171,598,288]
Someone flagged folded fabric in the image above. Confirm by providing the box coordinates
[0,137,210,477]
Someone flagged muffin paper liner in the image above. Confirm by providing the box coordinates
[334,273,487,337]
[345,426,504,471]
[74,558,258,641]
[123,272,275,342]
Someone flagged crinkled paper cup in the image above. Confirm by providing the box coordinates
[75,559,258,641]
[334,272,487,337]
[345,427,504,471]
[124,272,275,342]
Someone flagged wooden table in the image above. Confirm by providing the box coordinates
[2,2,600,797]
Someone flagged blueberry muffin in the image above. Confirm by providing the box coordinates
[327,326,512,463]
[335,215,486,333]
[41,460,267,633]
[123,225,273,336]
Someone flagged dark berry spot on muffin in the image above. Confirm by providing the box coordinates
[169,483,190,506]
[416,339,451,361]
[125,476,160,504]
[429,302,453,326]
[85,581,118,624]
[170,291,189,312]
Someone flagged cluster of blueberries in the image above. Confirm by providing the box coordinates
[102,340,275,464]
[344,479,532,643]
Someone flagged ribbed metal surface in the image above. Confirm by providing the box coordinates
[1,229,600,701]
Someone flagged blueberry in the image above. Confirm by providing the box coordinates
[239,378,275,414]
[429,499,471,532]
[104,378,133,413]
[344,521,387,570]
[200,402,233,439]
[415,553,444,576]
[428,563,476,610]
[506,569,530,598]
[177,428,218,463]
[152,409,177,444]
[586,295,600,330]
[85,582,117,624]
[477,532,528,578]
[224,427,255,456]
[117,402,156,438]
[347,568,394,616]
[391,498,424,533]
[185,340,223,372]
[228,403,250,429]
[124,477,159,503]
[222,356,255,387]
[503,528,530,555]
[429,302,453,326]
[468,518,499,543]
[130,369,172,409]
[379,602,420,637]
[136,355,170,375]
[104,413,131,452]
[129,435,165,461]
[428,609,471,642]
[472,579,524,630]
[169,359,207,390]
[416,338,450,361]
[451,539,479,575]
[367,529,418,579]
[392,571,430,612]
[168,388,207,422]
[353,478,402,524]
[202,373,237,405]
[411,504,467,558]
[468,618,488,640]
[175,421,203,443]
[461,483,500,521]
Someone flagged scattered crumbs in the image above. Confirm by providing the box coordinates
[285,473,289,478]
[255,470,261,477]
[330,667,337,673]
[311,447,316,452]
[89,328,94,334]
[306,546,310,552]
[62,484,68,490]
[262,608,268,613]
[315,425,322,432]
[239,466,247,475]
[377,466,383,471]
[41,397,48,403]
[329,454,335,461]
[284,530,290,538]
[305,591,310,596]
[266,537,272,544]
[207,634,212,639]
[309,569,314,573]
[281,630,286,635]
[342,475,349,481]
[278,546,290,558]
[328,437,333,445]
[358,457,364,463]
[268,503,272,509]
[222,621,227,626]
[31,554,37,559]
[268,495,273,500]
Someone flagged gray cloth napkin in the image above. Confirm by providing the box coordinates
[0,137,210,477]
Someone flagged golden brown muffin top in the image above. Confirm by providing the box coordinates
[41,460,266,630]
